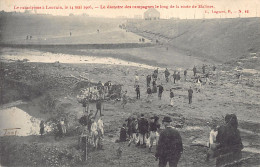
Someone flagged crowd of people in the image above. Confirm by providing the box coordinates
[116,114,183,167]
[115,113,243,167]
[119,65,243,166]
[131,65,215,107]
[39,64,244,166]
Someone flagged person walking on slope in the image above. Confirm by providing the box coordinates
[193,66,197,77]
[176,72,181,83]
[172,71,177,84]
[157,84,164,100]
[184,70,187,81]
[40,120,45,136]
[122,91,127,108]
[153,68,159,81]
[164,68,170,83]
[136,85,140,99]
[155,116,183,167]
[202,64,206,74]
[147,74,152,87]
[152,80,157,93]
[95,99,102,117]
[188,87,193,104]
[147,86,152,102]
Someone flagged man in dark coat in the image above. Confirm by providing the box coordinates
[184,70,187,81]
[155,116,183,167]
[95,100,102,117]
[138,114,149,147]
[126,117,133,138]
[193,66,197,77]
[55,121,63,140]
[82,98,87,113]
[40,121,44,136]
[155,117,183,167]
[136,85,140,99]
[157,84,164,100]
[188,87,193,104]
[202,64,206,74]
[153,68,159,81]
[147,86,152,95]
[147,75,152,87]
[147,86,152,101]
[176,72,180,82]
[164,68,170,83]
[172,71,177,84]
[213,65,216,71]
[152,80,157,93]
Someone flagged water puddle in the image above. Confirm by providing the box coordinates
[1,49,157,69]
[0,107,51,136]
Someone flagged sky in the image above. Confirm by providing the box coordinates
[1,0,259,19]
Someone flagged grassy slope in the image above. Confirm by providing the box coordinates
[0,14,144,44]
[126,18,260,63]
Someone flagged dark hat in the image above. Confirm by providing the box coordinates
[150,116,159,120]
[162,116,172,123]
[140,114,144,117]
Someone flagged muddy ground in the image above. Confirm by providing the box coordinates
[0,45,260,167]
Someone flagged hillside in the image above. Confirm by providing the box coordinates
[126,18,260,63]
[0,14,146,44]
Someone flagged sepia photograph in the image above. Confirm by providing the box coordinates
[0,0,260,166]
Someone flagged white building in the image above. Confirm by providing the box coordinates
[144,8,160,20]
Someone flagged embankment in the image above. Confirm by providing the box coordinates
[126,18,260,63]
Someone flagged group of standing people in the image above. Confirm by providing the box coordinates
[118,114,161,152]
[26,35,32,40]
[117,113,242,167]
[78,111,104,159]
[117,114,183,167]
[133,68,190,106]
[132,65,216,106]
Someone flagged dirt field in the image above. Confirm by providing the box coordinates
[0,15,260,167]
[1,46,260,166]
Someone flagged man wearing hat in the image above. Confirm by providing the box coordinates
[155,116,183,167]
[137,114,149,147]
